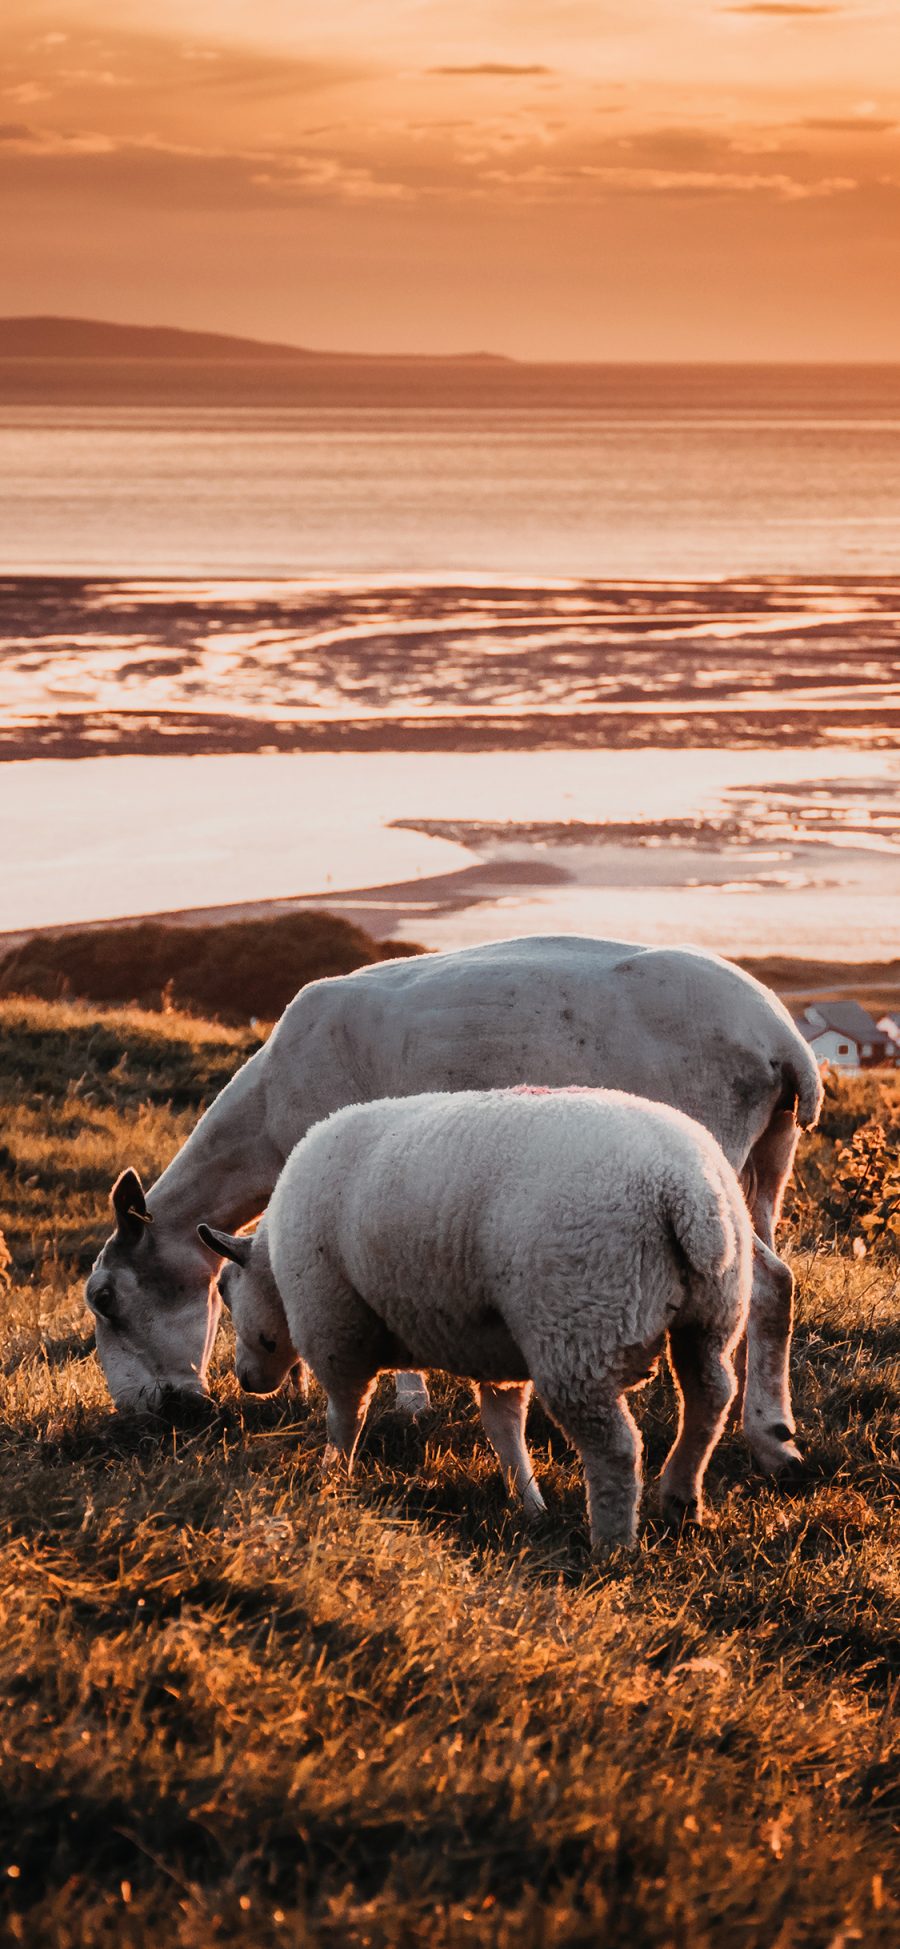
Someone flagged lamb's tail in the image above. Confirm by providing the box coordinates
[665,1157,747,1289]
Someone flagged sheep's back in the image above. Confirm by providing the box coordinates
[268,1089,745,1369]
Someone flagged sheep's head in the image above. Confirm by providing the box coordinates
[197,1219,295,1395]
[87,1169,221,1412]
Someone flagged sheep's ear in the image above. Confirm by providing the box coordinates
[198,1223,251,1268]
[111,1168,151,1245]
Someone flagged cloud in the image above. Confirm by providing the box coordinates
[0,121,117,156]
[251,154,412,202]
[724,4,842,14]
[483,159,858,201]
[2,109,891,215]
[427,64,554,77]
[5,82,51,105]
[0,131,416,209]
[802,115,895,132]
[1,20,368,141]
[458,118,893,205]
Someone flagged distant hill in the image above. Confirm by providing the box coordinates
[0,316,512,364]
[3,321,893,409]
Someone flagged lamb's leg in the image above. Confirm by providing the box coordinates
[322,1377,377,1475]
[476,1381,546,1518]
[393,1371,431,1417]
[536,1377,642,1553]
[659,1324,737,1526]
[742,1239,802,1475]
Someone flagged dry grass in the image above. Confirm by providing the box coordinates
[0,997,897,1947]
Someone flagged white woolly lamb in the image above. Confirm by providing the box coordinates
[200,1087,769,1550]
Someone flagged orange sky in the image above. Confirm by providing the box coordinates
[2,0,899,359]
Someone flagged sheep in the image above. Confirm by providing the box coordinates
[199,1086,760,1551]
[90,934,818,1478]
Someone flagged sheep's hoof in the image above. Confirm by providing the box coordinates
[393,1377,431,1419]
[660,1489,702,1530]
[590,1534,638,1563]
[320,1444,347,1481]
[747,1422,804,1477]
[288,1361,310,1403]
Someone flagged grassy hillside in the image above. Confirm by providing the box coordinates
[0,997,897,1947]
[0,912,424,1027]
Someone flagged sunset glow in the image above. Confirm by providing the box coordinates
[3,0,900,357]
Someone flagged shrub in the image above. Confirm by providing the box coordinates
[785,1068,900,1255]
[0,912,425,1025]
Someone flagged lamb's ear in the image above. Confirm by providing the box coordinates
[197,1223,251,1268]
[111,1168,152,1246]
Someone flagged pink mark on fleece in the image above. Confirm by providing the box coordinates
[510,1084,599,1098]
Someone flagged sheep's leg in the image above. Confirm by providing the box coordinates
[742,1239,802,1475]
[580,1396,642,1554]
[727,1333,747,1428]
[393,1370,431,1417]
[536,1377,642,1553]
[322,1376,378,1476]
[742,1108,804,1473]
[476,1381,546,1518]
[747,1103,798,1248]
[659,1324,737,1526]
[289,1359,310,1402]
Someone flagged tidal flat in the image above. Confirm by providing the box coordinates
[3,575,900,957]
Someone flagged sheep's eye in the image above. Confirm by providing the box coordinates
[259,1331,277,1355]
[90,1288,121,1329]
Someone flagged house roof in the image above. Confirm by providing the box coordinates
[803,1000,884,1041]
[796,1019,859,1049]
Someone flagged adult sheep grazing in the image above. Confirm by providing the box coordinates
[87,934,819,1474]
[199,1088,757,1551]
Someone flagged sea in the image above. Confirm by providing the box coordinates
[2,364,899,957]
[4,363,900,579]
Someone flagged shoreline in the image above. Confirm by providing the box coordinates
[1,877,897,1015]
[3,745,899,963]
[0,857,585,955]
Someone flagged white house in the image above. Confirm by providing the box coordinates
[796,1002,897,1072]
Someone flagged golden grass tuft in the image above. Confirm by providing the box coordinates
[0,998,897,1946]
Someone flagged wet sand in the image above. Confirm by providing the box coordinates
[4,573,900,758]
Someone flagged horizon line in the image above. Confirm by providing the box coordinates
[2,316,900,370]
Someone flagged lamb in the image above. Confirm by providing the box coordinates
[199,1086,762,1551]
